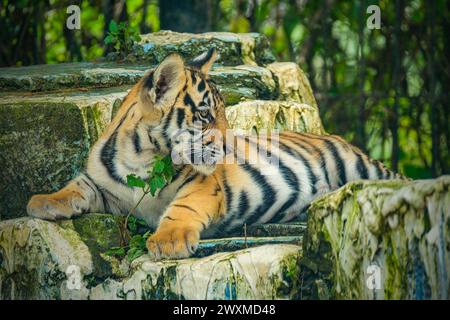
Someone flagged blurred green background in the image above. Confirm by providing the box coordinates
[1,0,449,179]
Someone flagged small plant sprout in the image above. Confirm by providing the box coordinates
[105,155,175,262]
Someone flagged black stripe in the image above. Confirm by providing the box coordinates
[83,173,109,213]
[161,107,175,149]
[355,153,369,179]
[304,135,348,187]
[79,176,97,204]
[282,134,331,188]
[372,160,384,179]
[148,133,161,151]
[325,139,347,186]
[172,204,199,215]
[240,163,276,226]
[100,104,134,186]
[278,140,317,194]
[143,72,154,89]
[245,138,301,223]
[223,179,234,213]
[183,93,197,113]
[265,148,300,224]
[236,191,249,219]
[176,108,185,128]
[177,173,199,192]
[190,71,197,85]
[133,127,142,153]
[198,79,206,92]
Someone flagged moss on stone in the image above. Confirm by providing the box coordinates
[302,176,450,299]
[0,102,89,220]
[134,31,276,66]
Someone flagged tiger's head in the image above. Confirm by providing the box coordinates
[138,49,228,175]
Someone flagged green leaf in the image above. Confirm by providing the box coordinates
[105,246,126,258]
[127,247,145,262]
[136,218,148,227]
[149,175,166,196]
[104,35,114,44]
[153,160,165,174]
[129,234,145,248]
[109,20,118,33]
[143,231,152,239]
[127,215,138,233]
[127,174,146,188]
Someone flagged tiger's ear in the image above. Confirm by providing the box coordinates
[146,53,186,110]
[188,48,217,74]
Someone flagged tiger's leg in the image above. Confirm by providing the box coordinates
[147,173,224,260]
[27,173,105,221]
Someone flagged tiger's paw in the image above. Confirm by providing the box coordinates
[146,223,200,260]
[27,191,88,221]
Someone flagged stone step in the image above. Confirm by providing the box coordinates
[119,30,276,67]
[0,62,316,107]
[0,63,276,101]
[0,214,303,299]
[195,236,302,258]
[247,222,307,237]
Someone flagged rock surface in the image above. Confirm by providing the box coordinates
[0,214,302,300]
[133,30,276,66]
[225,100,324,135]
[301,176,450,300]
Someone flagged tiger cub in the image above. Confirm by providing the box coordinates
[27,49,404,259]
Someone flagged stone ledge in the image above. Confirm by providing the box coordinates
[132,30,276,66]
[0,63,277,98]
[225,100,325,135]
[0,214,303,300]
[302,176,450,299]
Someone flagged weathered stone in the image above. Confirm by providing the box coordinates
[0,88,128,220]
[246,222,307,237]
[0,63,279,105]
[0,214,302,300]
[302,176,450,300]
[0,214,124,299]
[133,30,276,66]
[225,100,325,134]
[195,236,302,258]
[267,62,318,107]
[0,62,146,92]
[211,65,278,103]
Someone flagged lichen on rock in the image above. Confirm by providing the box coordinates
[267,62,318,107]
[0,214,303,300]
[302,176,450,299]
[225,100,325,135]
[134,30,276,66]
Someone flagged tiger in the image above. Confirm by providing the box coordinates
[27,48,404,260]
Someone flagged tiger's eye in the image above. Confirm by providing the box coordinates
[199,110,209,117]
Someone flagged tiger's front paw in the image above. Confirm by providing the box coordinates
[146,223,200,260]
[27,191,88,221]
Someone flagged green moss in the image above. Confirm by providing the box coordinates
[141,265,183,300]
[0,102,89,220]
[67,214,124,281]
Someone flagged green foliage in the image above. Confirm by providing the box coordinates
[105,155,175,262]
[127,155,175,197]
[104,20,141,57]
